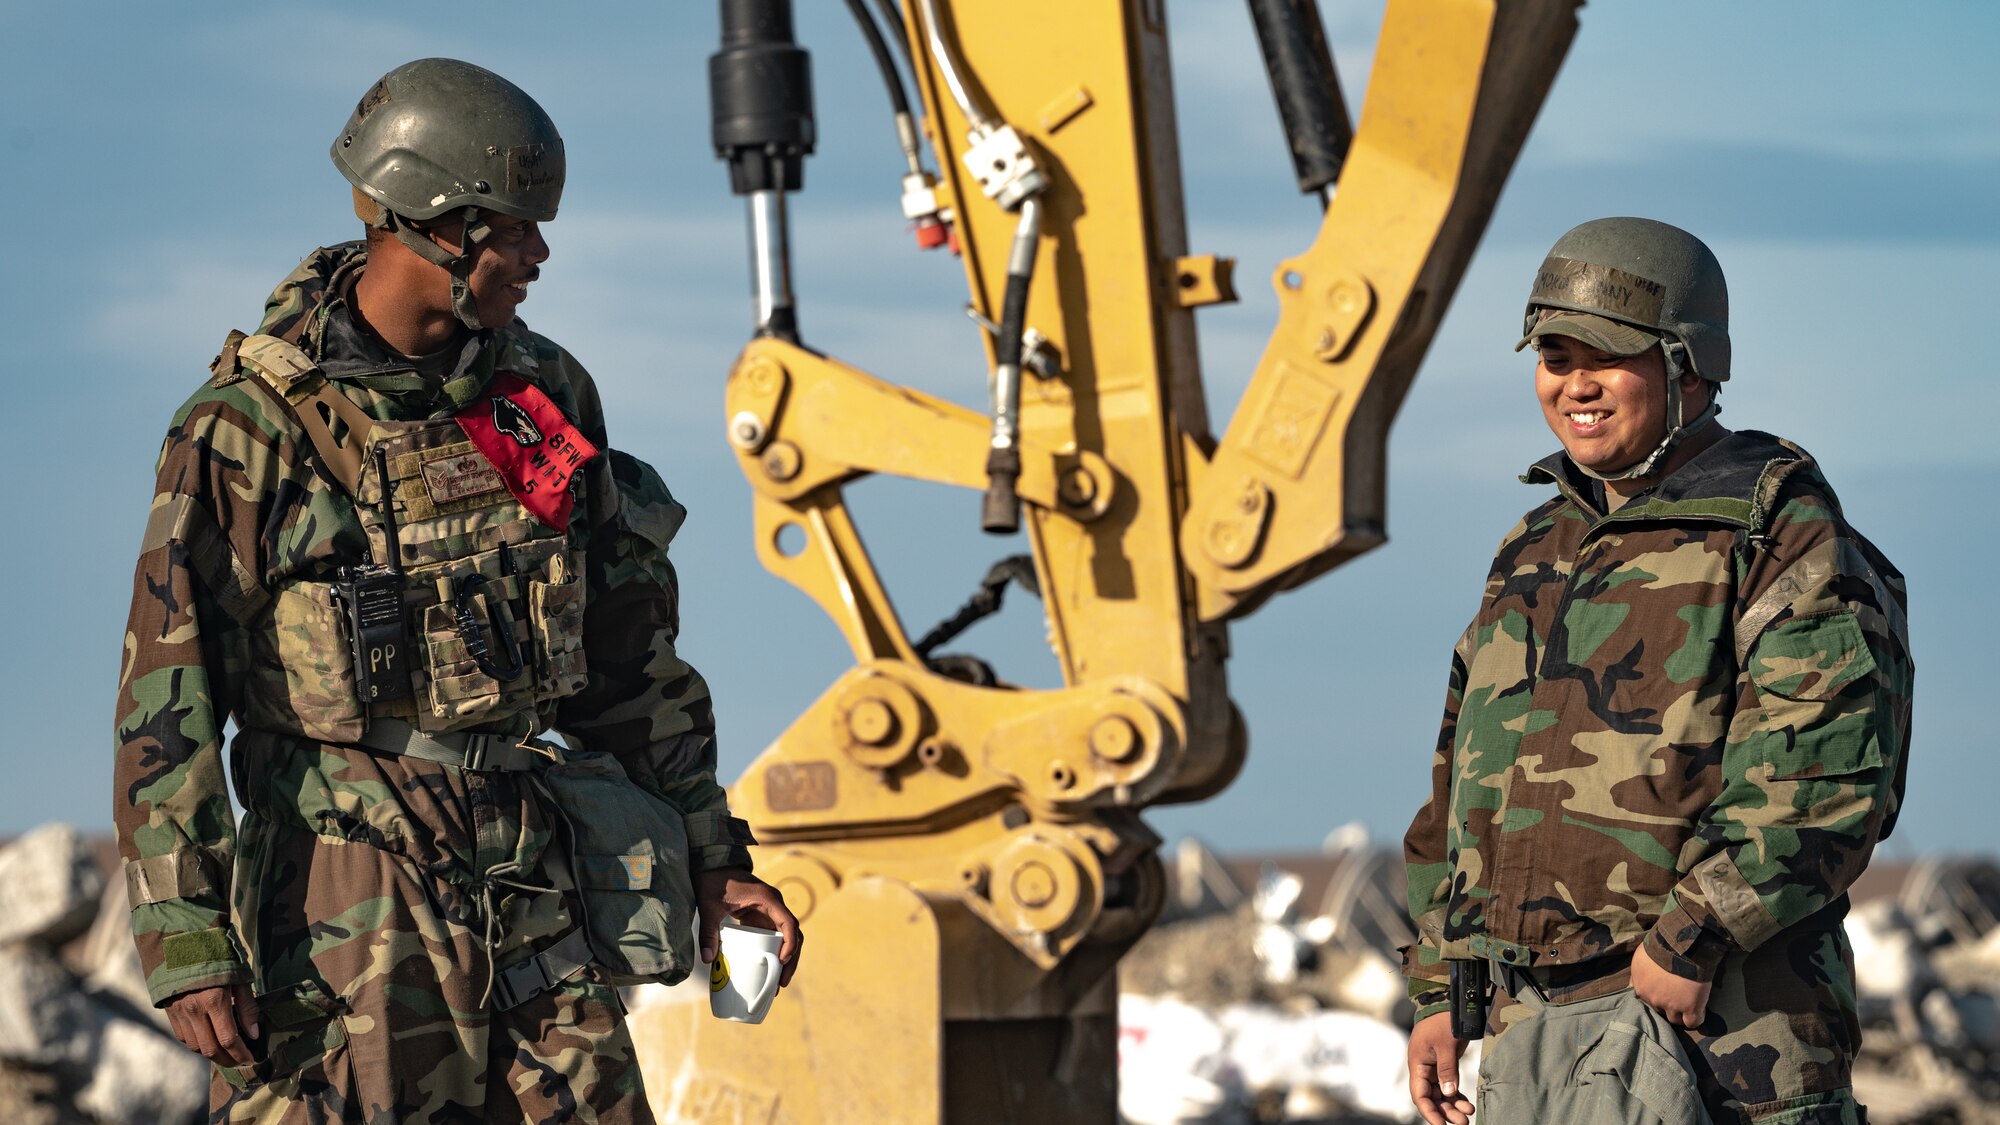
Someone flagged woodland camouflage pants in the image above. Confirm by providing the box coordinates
[207,814,654,1124]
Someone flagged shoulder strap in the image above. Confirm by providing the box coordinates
[227,333,379,496]
[208,330,248,386]
[236,333,324,402]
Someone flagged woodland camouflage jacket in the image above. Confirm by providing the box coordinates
[114,244,750,1006]
[1402,430,1912,1019]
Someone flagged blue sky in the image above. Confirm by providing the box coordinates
[4,2,1993,860]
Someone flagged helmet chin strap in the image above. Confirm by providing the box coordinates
[1572,340,1721,483]
[383,206,492,331]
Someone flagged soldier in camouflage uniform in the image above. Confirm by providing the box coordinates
[1400,218,1912,1125]
[113,58,801,1122]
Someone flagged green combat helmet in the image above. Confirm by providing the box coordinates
[1515,216,1729,481]
[331,58,565,329]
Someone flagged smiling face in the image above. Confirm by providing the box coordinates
[1535,335,1708,477]
[426,212,550,328]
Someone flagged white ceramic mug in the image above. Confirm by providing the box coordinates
[709,921,784,1023]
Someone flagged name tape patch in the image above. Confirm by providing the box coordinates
[418,449,507,507]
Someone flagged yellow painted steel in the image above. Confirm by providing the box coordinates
[635,877,944,1123]
[1186,0,1586,620]
[633,1,1580,1120]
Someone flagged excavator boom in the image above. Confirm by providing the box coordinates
[633,2,1580,1120]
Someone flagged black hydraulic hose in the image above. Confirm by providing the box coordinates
[1246,0,1353,196]
[981,197,1042,534]
[871,0,915,75]
[844,0,925,175]
[843,0,912,118]
[913,555,1040,658]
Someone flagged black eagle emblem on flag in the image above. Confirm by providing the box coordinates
[492,394,544,447]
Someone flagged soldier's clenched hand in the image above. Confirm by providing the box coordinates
[1631,946,1712,1028]
[1408,1011,1474,1125]
[696,867,803,988]
[165,982,261,1067]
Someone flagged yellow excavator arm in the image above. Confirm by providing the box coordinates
[635,2,1580,1120]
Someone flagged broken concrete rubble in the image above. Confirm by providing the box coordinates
[0,945,102,1072]
[0,824,206,1125]
[0,824,104,949]
[1843,856,2000,1125]
[76,1017,210,1125]
[1127,840,2000,1125]
[1124,834,1425,1123]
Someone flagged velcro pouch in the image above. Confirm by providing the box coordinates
[531,750,697,986]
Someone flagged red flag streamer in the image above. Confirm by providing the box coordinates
[456,373,600,529]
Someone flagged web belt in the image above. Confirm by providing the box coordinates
[352,717,560,772]
[1489,955,1631,1011]
[490,927,594,1010]
[1490,959,1548,1010]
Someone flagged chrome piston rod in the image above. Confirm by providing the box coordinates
[748,185,798,340]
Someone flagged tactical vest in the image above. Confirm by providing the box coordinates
[224,331,591,743]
